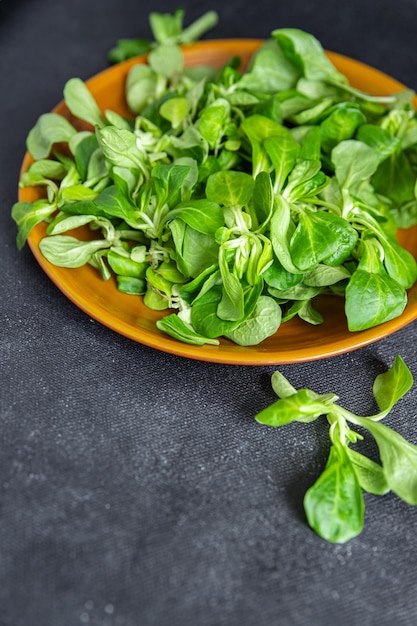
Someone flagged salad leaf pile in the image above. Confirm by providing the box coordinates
[12,9,417,346]
[256,356,417,542]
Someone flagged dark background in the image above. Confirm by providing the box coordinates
[2,1,417,625]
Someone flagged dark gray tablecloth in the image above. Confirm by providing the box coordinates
[2,1,417,624]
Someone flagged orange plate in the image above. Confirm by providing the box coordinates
[19,40,417,365]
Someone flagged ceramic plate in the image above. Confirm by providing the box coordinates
[19,40,417,365]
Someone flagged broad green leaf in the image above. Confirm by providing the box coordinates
[156,260,188,284]
[304,443,364,543]
[156,314,220,345]
[263,256,304,290]
[264,130,300,193]
[107,250,147,278]
[225,295,281,346]
[46,213,100,235]
[218,253,245,322]
[27,113,77,160]
[372,151,416,206]
[299,126,321,160]
[255,388,336,427]
[126,64,159,113]
[63,78,105,127]
[166,199,224,234]
[269,195,303,274]
[169,220,219,278]
[206,170,254,207]
[39,235,110,268]
[12,200,57,250]
[303,264,350,287]
[159,97,191,128]
[268,281,320,302]
[94,185,137,223]
[282,159,323,202]
[146,266,174,296]
[191,285,240,338]
[290,209,358,272]
[270,371,297,398]
[357,124,401,163]
[355,417,417,505]
[372,355,413,414]
[27,159,68,180]
[332,140,379,191]
[282,299,324,324]
[345,241,407,332]
[382,234,417,289]
[148,43,183,78]
[199,100,230,148]
[347,448,390,496]
[149,8,184,44]
[96,126,146,170]
[104,109,133,130]
[241,114,290,176]
[238,41,299,93]
[151,162,191,208]
[108,38,152,64]
[252,171,274,226]
[19,171,58,198]
[116,276,146,295]
[273,28,348,85]
[169,126,209,163]
[143,286,170,310]
[74,133,100,180]
[59,184,98,204]
[319,103,367,153]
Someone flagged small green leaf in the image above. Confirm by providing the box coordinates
[27,113,77,160]
[107,250,147,278]
[39,235,110,268]
[206,170,255,207]
[156,314,220,345]
[159,97,191,128]
[63,78,105,128]
[304,443,364,543]
[345,239,407,331]
[116,276,146,295]
[199,100,230,148]
[273,28,347,85]
[355,417,417,505]
[12,200,57,250]
[46,213,100,235]
[332,140,379,191]
[148,43,183,78]
[166,199,224,234]
[255,388,336,427]
[126,64,159,113]
[270,371,297,398]
[373,355,414,414]
[347,448,390,496]
[225,295,281,346]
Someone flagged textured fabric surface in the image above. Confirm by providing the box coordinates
[2,1,417,624]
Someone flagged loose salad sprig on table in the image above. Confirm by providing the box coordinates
[12,9,417,346]
[256,356,417,542]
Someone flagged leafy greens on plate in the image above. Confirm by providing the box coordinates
[12,9,417,347]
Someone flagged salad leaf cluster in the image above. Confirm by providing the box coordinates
[256,356,417,542]
[12,10,417,346]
